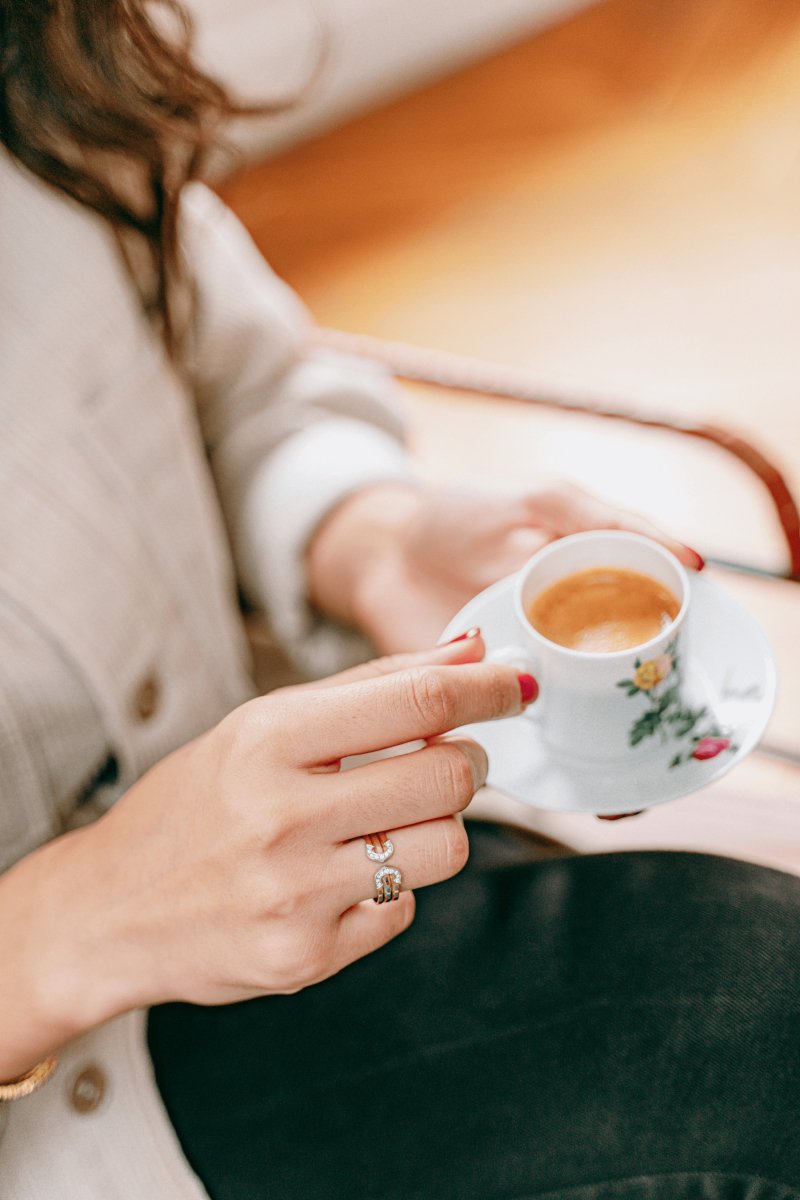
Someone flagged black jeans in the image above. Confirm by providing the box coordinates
[148,825,800,1200]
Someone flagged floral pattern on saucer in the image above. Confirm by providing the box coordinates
[616,640,737,767]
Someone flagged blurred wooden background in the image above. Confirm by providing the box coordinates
[222,0,800,873]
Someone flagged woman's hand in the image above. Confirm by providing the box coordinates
[0,635,529,1079]
[308,482,704,654]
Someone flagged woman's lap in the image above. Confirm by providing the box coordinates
[148,825,800,1200]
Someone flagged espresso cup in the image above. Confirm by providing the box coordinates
[490,531,690,763]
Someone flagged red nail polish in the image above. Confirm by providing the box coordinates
[443,627,481,645]
[597,811,645,821]
[685,547,705,571]
[518,673,539,705]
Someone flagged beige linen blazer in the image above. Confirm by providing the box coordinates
[0,149,410,1197]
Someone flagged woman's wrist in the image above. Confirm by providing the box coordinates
[306,483,424,630]
[0,821,148,1080]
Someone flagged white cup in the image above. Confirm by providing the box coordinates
[490,531,690,764]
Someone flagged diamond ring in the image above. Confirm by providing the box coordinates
[373,865,402,904]
[364,832,394,864]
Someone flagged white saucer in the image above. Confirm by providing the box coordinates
[439,573,777,814]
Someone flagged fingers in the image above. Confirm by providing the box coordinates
[520,484,705,571]
[290,629,485,694]
[282,662,532,766]
[334,890,416,969]
[599,508,704,572]
[321,737,488,841]
[335,815,470,904]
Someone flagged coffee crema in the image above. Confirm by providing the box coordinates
[526,566,680,653]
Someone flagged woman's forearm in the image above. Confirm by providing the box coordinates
[0,824,141,1080]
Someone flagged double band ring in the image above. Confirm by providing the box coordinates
[363,832,402,903]
[373,865,402,903]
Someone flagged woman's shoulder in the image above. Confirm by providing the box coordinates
[0,147,123,278]
[0,149,150,385]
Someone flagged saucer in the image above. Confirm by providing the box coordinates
[439,573,776,814]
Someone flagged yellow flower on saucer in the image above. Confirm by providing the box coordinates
[634,654,672,691]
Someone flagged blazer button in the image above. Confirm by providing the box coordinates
[133,674,160,721]
[69,1064,107,1114]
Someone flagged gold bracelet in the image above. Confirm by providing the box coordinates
[0,1056,58,1102]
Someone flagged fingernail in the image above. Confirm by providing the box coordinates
[442,627,481,646]
[518,673,539,705]
[597,811,645,821]
[685,547,705,571]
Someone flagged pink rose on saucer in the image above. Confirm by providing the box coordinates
[691,736,732,761]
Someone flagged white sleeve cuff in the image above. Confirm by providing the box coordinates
[238,417,414,678]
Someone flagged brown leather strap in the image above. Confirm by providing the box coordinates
[313,329,800,581]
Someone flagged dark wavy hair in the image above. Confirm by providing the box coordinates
[0,0,297,353]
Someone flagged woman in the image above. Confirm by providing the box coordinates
[2,2,799,1197]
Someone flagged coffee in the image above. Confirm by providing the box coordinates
[527,566,680,653]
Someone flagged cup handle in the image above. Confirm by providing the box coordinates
[488,645,540,720]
